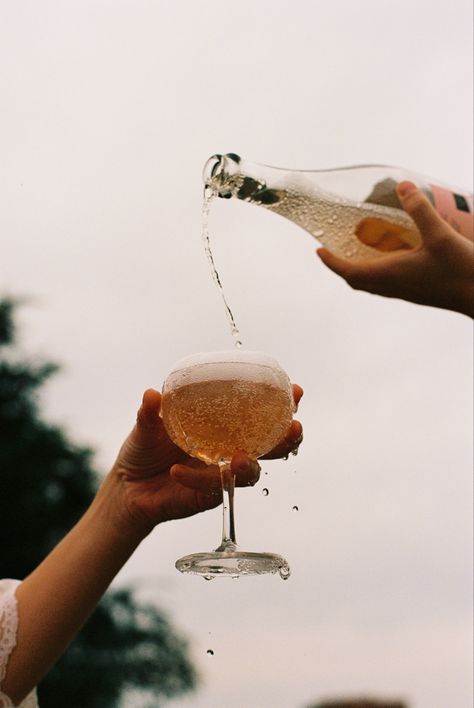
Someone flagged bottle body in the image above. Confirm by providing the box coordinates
[203,154,473,259]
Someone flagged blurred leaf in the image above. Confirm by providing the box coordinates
[0,299,15,346]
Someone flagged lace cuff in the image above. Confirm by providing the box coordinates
[0,580,38,708]
[0,579,21,707]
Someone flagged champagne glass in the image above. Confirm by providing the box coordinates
[161,350,296,579]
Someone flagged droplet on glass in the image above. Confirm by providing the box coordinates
[292,505,299,512]
[262,488,269,496]
[279,566,291,580]
[207,649,214,656]
[203,575,214,582]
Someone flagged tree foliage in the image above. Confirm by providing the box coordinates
[0,299,197,706]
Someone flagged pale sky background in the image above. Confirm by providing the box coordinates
[1,1,473,707]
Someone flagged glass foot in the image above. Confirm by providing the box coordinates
[175,549,290,579]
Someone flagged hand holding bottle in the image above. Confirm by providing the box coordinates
[317,182,474,318]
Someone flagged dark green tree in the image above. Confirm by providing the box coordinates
[0,298,197,707]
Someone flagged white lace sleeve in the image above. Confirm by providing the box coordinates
[0,580,39,708]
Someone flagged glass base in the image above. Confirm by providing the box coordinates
[175,549,291,580]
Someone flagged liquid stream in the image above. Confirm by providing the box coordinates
[202,188,243,347]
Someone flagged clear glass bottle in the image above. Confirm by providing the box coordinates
[203,153,473,259]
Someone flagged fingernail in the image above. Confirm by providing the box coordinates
[397,181,417,198]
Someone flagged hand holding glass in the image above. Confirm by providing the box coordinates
[161,350,296,578]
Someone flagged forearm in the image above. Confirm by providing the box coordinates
[2,475,147,704]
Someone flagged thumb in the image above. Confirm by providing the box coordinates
[396,181,447,244]
[134,388,163,444]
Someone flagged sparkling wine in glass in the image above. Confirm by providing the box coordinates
[161,350,296,579]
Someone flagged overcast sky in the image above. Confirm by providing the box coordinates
[1,1,473,707]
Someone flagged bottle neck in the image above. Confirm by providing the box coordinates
[203,153,287,205]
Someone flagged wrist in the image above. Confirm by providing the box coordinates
[91,471,153,547]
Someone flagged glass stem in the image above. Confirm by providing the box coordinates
[217,462,237,551]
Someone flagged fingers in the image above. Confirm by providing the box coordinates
[396,181,449,244]
[316,247,356,280]
[317,182,449,283]
[316,248,374,289]
[260,419,303,460]
[292,383,303,409]
[134,388,169,449]
[260,387,303,460]
[170,463,222,496]
[317,246,412,297]
[136,388,162,427]
[170,455,260,496]
[230,452,261,486]
[316,247,384,285]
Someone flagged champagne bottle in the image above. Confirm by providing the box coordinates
[203,153,473,259]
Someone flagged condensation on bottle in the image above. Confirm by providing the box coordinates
[203,153,473,260]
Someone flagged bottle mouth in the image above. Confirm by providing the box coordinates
[202,154,222,185]
[202,153,241,196]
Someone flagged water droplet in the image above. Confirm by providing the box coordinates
[262,488,269,496]
[282,455,289,461]
[207,649,214,656]
[279,566,291,580]
[203,575,214,581]
[290,447,298,457]
[292,505,299,512]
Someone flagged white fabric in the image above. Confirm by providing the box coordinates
[0,580,38,708]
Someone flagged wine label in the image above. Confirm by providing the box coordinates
[429,184,473,240]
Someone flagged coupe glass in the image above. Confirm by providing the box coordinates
[161,350,295,579]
